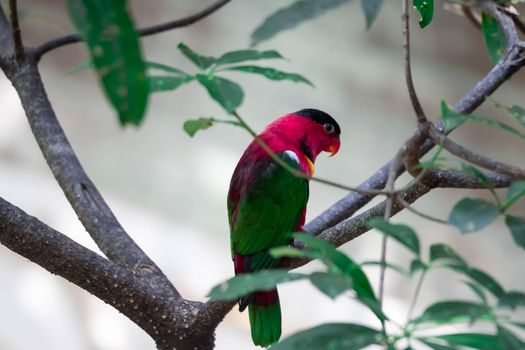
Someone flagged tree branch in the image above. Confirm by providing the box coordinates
[1,54,179,299]
[0,3,14,57]
[8,0,23,63]
[305,4,525,236]
[34,0,231,60]
[429,125,525,180]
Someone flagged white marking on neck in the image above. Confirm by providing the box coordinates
[283,150,300,164]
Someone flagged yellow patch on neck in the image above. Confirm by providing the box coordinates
[306,156,315,176]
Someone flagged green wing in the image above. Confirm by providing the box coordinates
[229,152,309,269]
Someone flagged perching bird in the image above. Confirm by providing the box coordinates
[227,109,341,346]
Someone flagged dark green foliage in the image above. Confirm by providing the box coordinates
[309,272,353,299]
[361,0,385,29]
[268,323,382,350]
[412,300,493,325]
[66,0,148,125]
[482,12,506,64]
[506,215,525,250]
[448,198,500,234]
[223,66,313,86]
[196,74,244,114]
[367,218,420,256]
[250,0,352,46]
[427,333,504,350]
[413,0,434,28]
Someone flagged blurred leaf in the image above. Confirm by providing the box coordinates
[196,74,244,114]
[413,0,434,28]
[410,259,427,275]
[419,339,459,350]
[216,49,284,65]
[441,100,525,138]
[505,215,525,250]
[507,104,525,127]
[430,333,503,350]
[146,61,189,75]
[510,321,525,330]
[293,234,377,301]
[503,181,525,211]
[251,0,352,46]
[309,272,353,299]
[367,218,420,256]
[447,264,505,298]
[465,281,487,304]
[149,75,194,93]
[361,260,410,276]
[413,301,493,326]
[498,326,525,350]
[461,164,494,190]
[360,0,384,29]
[66,60,94,75]
[482,12,506,64]
[178,43,216,69]
[498,291,525,309]
[224,65,313,86]
[429,243,465,265]
[449,198,500,234]
[268,323,382,350]
[207,270,306,300]
[67,0,148,125]
[183,118,214,137]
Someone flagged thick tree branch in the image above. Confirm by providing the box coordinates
[0,3,14,57]
[1,53,178,300]
[34,0,231,60]
[0,196,216,349]
[8,0,23,63]
[305,3,525,235]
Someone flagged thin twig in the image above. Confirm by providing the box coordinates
[0,3,14,56]
[8,0,23,63]
[34,0,231,60]
[403,0,427,124]
[396,194,448,224]
[429,125,525,180]
[461,6,481,30]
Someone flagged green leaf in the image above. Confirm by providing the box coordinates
[498,326,525,350]
[482,12,506,64]
[183,117,214,137]
[224,65,313,86]
[429,243,465,265]
[441,100,465,132]
[419,339,459,350]
[508,104,525,127]
[146,61,189,75]
[360,0,384,29]
[251,0,352,46]
[149,76,194,93]
[464,281,487,304]
[177,43,216,69]
[461,164,494,190]
[361,260,410,276]
[413,301,492,326]
[431,333,503,350]
[449,198,500,234]
[498,291,525,309]
[413,0,434,28]
[503,181,525,211]
[367,218,420,256]
[216,49,284,65]
[268,323,382,350]
[410,259,427,275]
[447,264,505,298]
[505,215,525,250]
[67,0,148,125]
[309,272,353,299]
[196,74,244,114]
[207,270,306,300]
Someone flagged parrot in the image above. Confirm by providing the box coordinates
[227,108,341,347]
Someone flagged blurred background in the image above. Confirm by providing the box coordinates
[0,0,524,349]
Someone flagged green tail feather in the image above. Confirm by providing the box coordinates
[248,302,281,347]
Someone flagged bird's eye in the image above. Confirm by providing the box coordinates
[323,123,335,134]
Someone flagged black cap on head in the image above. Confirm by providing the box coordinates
[293,108,341,135]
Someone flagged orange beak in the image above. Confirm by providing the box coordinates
[325,138,340,157]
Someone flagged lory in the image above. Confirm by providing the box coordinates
[227,109,341,346]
